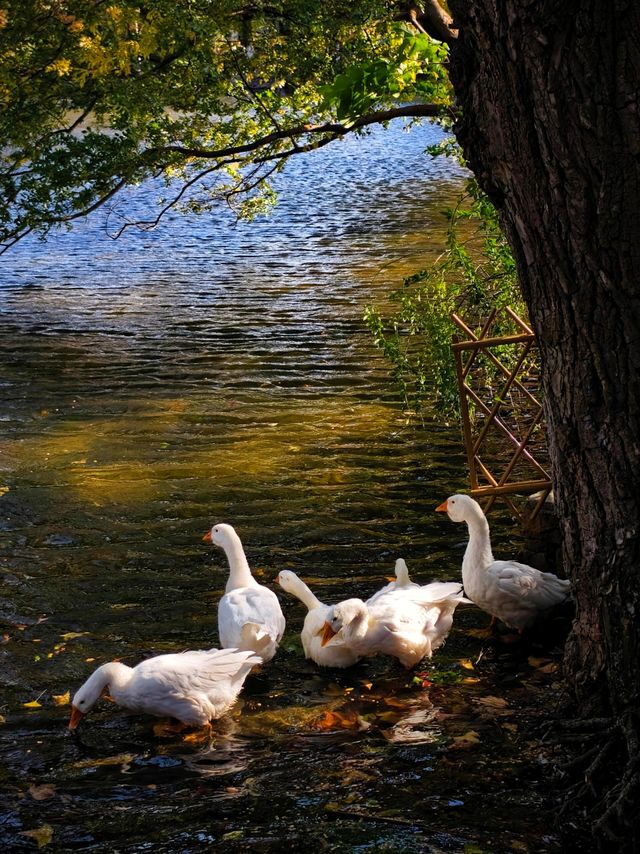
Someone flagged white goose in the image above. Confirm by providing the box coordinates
[321,581,468,668]
[68,647,261,729]
[436,493,571,630]
[276,570,362,668]
[203,522,285,662]
[366,558,420,606]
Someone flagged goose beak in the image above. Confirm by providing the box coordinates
[202,531,212,543]
[321,622,337,647]
[385,576,395,582]
[68,705,84,730]
[435,500,449,513]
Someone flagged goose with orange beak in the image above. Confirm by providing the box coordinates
[436,493,571,630]
[203,522,285,663]
[68,647,261,730]
[277,570,362,668]
[320,576,467,669]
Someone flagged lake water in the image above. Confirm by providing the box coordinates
[0,122,560,852]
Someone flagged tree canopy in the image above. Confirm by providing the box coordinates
[0,0,451,250]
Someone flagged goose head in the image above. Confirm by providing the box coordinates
[68,664,112,730]
[202,522,238,549]
[275,569,299,593]
[436,493,479,523]
[394,558,410,584]
[321,598,368,646]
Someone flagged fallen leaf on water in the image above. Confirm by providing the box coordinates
[85,657,95,662]
[60,631,89,642]
[459,659,475,670]
[312,708,369,732]
[52,691,70,706]
[19,825,53,848]
[73,753,136,770]
[361,681,373,691]
[182,730,211,744]
[23,700,42,709]
[450,730,481,750]
[462,677,481,684]
[29,784,56,801]
[0,485,9,497]
[502,722,519,733]
[0,715,5,724]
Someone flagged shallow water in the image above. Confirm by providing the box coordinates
[0,123,561,852]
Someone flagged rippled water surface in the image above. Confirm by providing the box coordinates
[0,124,561,852]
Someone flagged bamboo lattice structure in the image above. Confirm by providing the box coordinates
[452,306,552,521]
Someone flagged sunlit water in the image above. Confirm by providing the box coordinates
[0,124,560,852]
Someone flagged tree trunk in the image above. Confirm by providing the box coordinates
[447,1,640,847]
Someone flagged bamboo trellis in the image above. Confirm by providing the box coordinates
[452,306,552,521]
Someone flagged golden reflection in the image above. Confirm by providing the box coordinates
[4,396,403,506]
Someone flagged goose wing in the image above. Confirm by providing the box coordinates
[488,561,571,610]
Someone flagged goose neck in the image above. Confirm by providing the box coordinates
[462,511,494,576]
[291,578,322,612]
[103,662,134,700]
[223,536,256,591]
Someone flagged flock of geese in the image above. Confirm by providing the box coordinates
[68,494,572,731]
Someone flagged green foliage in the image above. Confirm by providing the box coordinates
[0,1,452,248]
[320,27,450,122]
[365,173,525,418]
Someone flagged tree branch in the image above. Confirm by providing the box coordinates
[149,103,449,161]
[399,2,458,45]
[0,103,449,251]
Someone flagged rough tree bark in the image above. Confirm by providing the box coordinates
[446,1,640,848]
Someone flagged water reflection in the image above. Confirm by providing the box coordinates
[0,123,559,852]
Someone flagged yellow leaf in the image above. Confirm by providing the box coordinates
[450,730,480,750]
[20,825,54,848]
[459,658,474,670]
[60,631,89,642]
[29,784,56,801]
[0,485,9,496]
[52,691,70,707]
[311,708,366,732]
[182,729,210,744]
[0,714,6,724]
[23,700,42,709]
[462,676,481,684]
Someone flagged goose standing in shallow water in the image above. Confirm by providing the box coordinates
[68,647,261,729]
[276,569,362,668]
[321,581,468,668]
[436,493,571,630]
[203,523,285,662]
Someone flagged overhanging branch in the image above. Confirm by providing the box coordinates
[0,102,450,253]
